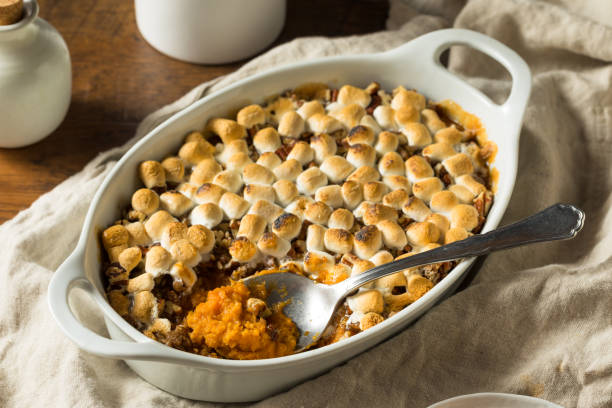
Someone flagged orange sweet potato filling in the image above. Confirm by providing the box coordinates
[186,281,298,360]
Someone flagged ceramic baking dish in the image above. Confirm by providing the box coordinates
[48,29,531,402]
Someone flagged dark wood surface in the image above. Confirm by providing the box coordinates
[0,0,389,223]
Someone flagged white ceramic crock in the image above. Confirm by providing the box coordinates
[428,393,563,408]
[48,29,531,402]
[0,0,71,148]
[134,0,286,64]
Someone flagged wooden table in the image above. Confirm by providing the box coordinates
[0,0,388,223]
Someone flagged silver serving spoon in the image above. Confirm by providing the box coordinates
[242,204,584,352]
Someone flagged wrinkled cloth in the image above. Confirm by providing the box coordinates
[1,0,611,407]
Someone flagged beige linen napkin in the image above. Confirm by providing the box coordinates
[1,0,610,407]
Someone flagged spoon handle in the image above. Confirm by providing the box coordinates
[336,203,584,295]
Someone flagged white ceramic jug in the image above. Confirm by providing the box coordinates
[0,0,71,148]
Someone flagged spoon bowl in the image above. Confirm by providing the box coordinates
[242,203,585,353]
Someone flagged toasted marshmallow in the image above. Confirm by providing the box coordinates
[265,97,294,123]
[273,179,299,207]
[363,181,388,203]
[226,152,253,173]
[320,156,354,184]
[347,166,380,184]
[347,125,375,146]
[215,139,248,166]
[443,153,474,178]
[406,221,440,247]
[118,247,142,273]
[310,133,337,164]
[347,290,384,314]
[131,291,157,323]
[256,152,281,171]
[375,131,399,155]
[144,211,177,241]
[177,183,198,201]
[395,105,420,128]
[187,224,215,254]
[278,111,305,138]
[353,225,383,259]
[448,184,475,203]
[272,159,302,182]
[402,122,431,147]
[426,213,450,236]
[193,183,226,205]
[160,221,188,250]
[346,144,376,169]
[383,189,410,210]
[303,250,335,276]
[435,126,463,145]
[287,141,314,166]
[391,87,426,111]
[450,204,479,231]
[422,142,456,162]
[307,113,343,134]
[159,191,194,217]
[324,228,353,254]
[371,250,393,266]
[315,185,344,208]
[328,208,354,230]
[297,100,325,120]
[237,213,267,242]
[337,85,371,108]
[169,262,197,292]
[253,127,281,154]
[378,152,405,177]
[229,236,259,262]
[189,203,223,229]
[178,140,214,166]
[257,232,290,258]
[421,108,446,133]
[360,115,383,134]
[349,259,376,289]
[189,158,222,186]
[184,131,205,144]
[402,197,432,222]
[455,174,487,195]
[237,104,265,128]
[126,222,152,247]
[145,245,172,277]
[243,163,275,185]
[212,170,243,194]
[405,155,434,182]
[306,224,326,252]
[382,175,411,192]
[127,273,154,293]
[297,167,328,195]
[373,105,397,130]
[375,271,407,293]
[219,192,250,220]
[248,199,284,224]
[332,104,366,128]
[170,239,201,268]
[303,201,333,225]
[430,190,459,213]
[131,188,159,216]
[445,227,469,244]
[286,196,314,219]
[139,161,165,189]
[243,184,275,204]
[206,118,246,144]
[272,213,302,241]
[377,220,408,249]
[354,202,398,225]
[161,157,185,183]
[341,180,363,210]
[412,177,444,203]
[325,263,351,284]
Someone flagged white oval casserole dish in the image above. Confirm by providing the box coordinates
[48,29,531,402]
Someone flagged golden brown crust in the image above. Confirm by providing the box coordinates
[138,161,166,189]
[206,118,246,145]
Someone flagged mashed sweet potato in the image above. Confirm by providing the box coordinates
[186,281,298,360]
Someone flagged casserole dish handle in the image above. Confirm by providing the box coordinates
[402,28,531,123]
[48,251,206,366]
